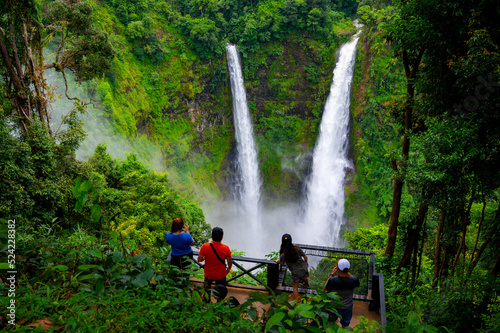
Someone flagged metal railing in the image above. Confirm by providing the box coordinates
[293,244,375,300]
[292,244,386,327]
[192,245,386,327]
[192,251,280,290]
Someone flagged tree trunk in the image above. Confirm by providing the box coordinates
[397,201,428,273]
[385,176,402,256]
[451,191,475,276]
[469,198,486,273]
[411,233,419,284]
[438,247,448,279]
[433,210,445,283]
[22,22,50,131]
[470,238,490,270]
[470,203,500,274]
[492,254,500,276]
[385,49,424,256]
[0,8,49,133]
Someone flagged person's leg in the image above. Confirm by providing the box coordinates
[179,252,194,270]
[213,284,228,302]
[303,277,311,288]
[170,254,181,268]
[215,277,227,286]
[338,306,353,327]
[292,281,299,299]
[203,278,213,303]
[328,310,339,326]
[291,275,304,300]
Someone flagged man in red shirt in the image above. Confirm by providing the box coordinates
[198,227,232,302]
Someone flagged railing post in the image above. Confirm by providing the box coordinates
[267,262,279,290]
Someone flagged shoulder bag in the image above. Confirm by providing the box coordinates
[210,242,227,268]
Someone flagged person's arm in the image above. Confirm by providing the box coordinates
[198,245,205,262]
[183,224,195,246]
[324,266,339,291]
[226,256,232,274]
[323,278,330,291]
[278,252,285,266]
[323,275,333,291]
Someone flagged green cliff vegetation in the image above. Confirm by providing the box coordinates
[1,0,500,331]
[70,0,357,204]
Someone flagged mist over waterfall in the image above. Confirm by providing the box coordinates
[226,44,263,243]
[302,35,360,247]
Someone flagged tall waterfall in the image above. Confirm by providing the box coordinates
[226,44,262,239]
[303,35,360,247]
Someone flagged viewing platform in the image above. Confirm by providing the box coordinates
[191,244,386,331]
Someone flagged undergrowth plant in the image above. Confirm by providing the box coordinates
[1,227,384,331]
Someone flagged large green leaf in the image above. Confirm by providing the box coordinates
[265,312,285,331]
[131,268,154,287]
[53,265,69,271]
[112,251,123,263]
[132,253,147,263]
[248,291,271,303]
[78,264,103,271]
[88,249,102,258]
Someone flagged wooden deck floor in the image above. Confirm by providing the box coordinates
[193,280,382,329]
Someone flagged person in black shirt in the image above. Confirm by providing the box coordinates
[323,258,360,328]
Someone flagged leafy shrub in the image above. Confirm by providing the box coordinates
[423,276,496,332]
[344,224,388,255]
[305,62,322,84]
[83,144,212,250]
[2,229,387,332]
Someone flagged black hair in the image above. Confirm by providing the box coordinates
[212,227,224,242]
[280,234,299,263]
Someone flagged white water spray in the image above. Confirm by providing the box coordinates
[303,35,360,247]
[226,44,262,242]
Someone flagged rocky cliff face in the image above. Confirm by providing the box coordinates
[84,1,356,206]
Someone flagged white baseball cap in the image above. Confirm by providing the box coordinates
[337,258,350,271]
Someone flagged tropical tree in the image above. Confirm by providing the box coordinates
[0,0,114,133]
[383,0,433,257]
[384,0,500,281]
[0,0,48,132]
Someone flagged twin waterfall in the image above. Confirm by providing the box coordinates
[226,45,263,239]
[224,36,359,255]
[303,35,360,247]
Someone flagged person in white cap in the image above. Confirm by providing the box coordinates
[323,258,360,328]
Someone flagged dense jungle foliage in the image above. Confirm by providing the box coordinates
[1,0,500,331]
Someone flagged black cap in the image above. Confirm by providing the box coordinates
[282,233,292,244]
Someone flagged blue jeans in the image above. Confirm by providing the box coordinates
[331,306,353,327]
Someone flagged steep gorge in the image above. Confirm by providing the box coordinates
[77,0,357,210]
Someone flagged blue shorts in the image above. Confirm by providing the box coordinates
[331,306,353,327]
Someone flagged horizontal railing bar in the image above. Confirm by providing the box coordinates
[295,244,375,256]
[229,262,266,286]
[192,250,278,288]
[192,251,278,266]
[277,285,374,301]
